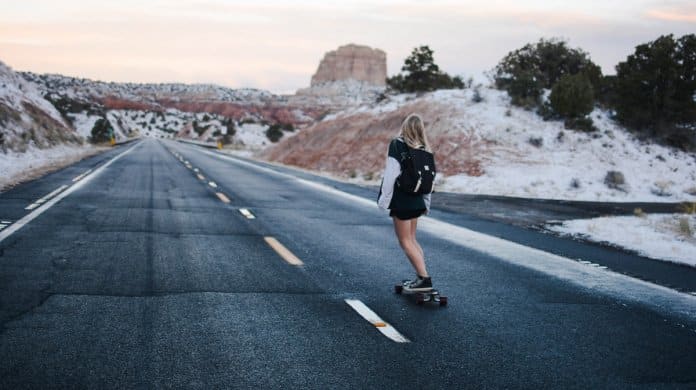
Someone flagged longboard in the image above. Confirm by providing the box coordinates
[394,280,448,306]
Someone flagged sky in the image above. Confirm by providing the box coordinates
[1,0,694,94]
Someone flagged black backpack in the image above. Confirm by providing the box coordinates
[396,143,436,195]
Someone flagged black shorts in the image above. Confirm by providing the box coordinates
[389,209,426,220]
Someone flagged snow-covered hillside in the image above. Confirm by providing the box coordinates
[21,72,276,105]
[264,87,696,203]
[0,61,81,152]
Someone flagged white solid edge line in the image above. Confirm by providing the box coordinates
[0,143,140,244]
[193,147,696,321]
[345,299,410,343]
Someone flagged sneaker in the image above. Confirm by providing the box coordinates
[403,275,433,292]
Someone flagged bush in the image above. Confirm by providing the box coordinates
[528,137,543,147]
[224,119,236,136]
[472,87,483,103]
[387,45,464,93]
[493,38,601,108]
[564,117,597,132]
[265,124,283,143]
[614,34,696,149]
[550,74,595,119]
[90,117,112,143]
[604,171,627,192]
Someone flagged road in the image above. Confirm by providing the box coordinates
[1,138,695,389]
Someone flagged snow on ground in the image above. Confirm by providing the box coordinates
[327,87,696,202]
[548,214,696,268]
[236,123,271,149]
[0,143,105,191]
[68,112,102,139]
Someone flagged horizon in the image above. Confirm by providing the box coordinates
[1,0,694,94]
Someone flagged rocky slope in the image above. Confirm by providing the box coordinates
[22,72,323,126]
[0,61,81,153]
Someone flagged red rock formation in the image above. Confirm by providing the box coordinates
[311,44,387,86]
[261,100,489,178]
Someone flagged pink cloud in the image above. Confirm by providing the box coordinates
[646,6,696,23]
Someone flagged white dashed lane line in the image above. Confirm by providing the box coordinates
[208,181,218,188]
[239,208,255,219]
[345,299,410,343]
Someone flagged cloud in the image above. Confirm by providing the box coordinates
[645,7,696,23]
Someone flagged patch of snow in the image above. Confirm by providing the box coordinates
[236,123,270,148]
[68,112,101,139]
[548,214,696,268]
[0,143,101,191]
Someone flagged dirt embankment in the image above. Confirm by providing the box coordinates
[261,99,491,178]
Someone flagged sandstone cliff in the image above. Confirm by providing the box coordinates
[310,44,387,86]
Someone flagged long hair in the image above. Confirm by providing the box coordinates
[399,114,431,152]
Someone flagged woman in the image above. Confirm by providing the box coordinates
[377,114,433,292]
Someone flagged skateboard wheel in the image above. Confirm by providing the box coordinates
[394,285,403,294]
[439,296,448,306]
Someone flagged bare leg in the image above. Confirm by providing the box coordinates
[393,217,428,277]
[410,218,424,261]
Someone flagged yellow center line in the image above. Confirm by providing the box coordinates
[216,192,231,203]
[264,236,304,266]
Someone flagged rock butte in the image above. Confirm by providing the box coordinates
[310,44,387,87]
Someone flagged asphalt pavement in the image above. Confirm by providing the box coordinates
[0,138,694,389]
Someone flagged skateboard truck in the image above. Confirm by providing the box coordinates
[394,280,448,307]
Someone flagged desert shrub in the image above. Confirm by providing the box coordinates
[564,117,597,132]
[282,123,295,132]
[387,45,464,93]
[604,171,627,192]
[570,178,581,189]
[192,121,207,136]
[614,34,696,150]
[679,217,693,236]
[223,119,236,136]
[265,124,283,143]
[472,87,483,103]
[493,38,602,108]
[90,117,112,143]
[550,73,594,119]
[528,137,543,147]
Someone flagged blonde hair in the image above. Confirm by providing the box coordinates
[399,114,431,152]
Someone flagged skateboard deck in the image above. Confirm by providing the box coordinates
[394,280,448,306]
